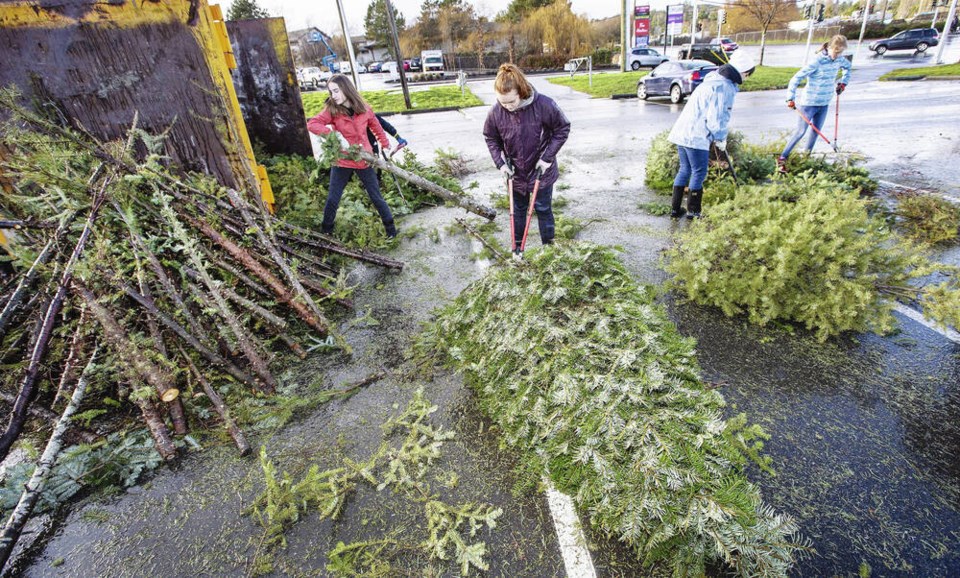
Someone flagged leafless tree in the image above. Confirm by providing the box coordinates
[735,0,795,65]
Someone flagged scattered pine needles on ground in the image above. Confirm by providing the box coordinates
[416,243,807,576]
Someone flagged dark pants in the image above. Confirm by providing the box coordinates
[323,166,394,234]
[512,183,554,247]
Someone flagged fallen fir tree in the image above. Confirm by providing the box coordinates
[665,173,960,341]
[415,243,806,577]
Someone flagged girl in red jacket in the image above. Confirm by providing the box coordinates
[306,75,396,238]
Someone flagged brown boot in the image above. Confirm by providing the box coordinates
[776,157,788,175]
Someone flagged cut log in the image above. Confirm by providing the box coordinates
[360,151,496,221]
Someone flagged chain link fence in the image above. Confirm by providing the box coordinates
[732,25,843,45]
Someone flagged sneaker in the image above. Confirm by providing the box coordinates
[512,249,523,260]
[776,157,788,175]
[670,208,686,219]
[685,211,701,220]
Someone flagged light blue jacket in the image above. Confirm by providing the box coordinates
[787,51,852,106]
[667,71,738,151]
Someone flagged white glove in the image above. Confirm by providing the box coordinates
[334,131,350,149]
[535,159,551,173]
[714,140,727,151]
[500,164,515,178]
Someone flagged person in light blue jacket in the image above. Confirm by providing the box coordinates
[778,35,851,173]
[667,50,755,219]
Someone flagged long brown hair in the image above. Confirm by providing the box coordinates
[493,63,533,99]
[324,74,368,117]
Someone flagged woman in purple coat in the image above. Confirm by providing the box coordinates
[483,64,571,255]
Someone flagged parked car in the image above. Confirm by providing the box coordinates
[628,47,669,70]
[297,67,325,90]
[710,37,739,52]
[676,43,729,65]
[409,57,423,71]
[367,61,382,73]
[403,59,411,71]
[868,28,939,54]
[636,59,718,104]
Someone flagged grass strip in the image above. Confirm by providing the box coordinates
[546,66,798,97]
[880,62,960,80]
[302,86,484,116]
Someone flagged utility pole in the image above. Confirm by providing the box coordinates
[384,0,411,109]
[935,0,959,64]
[334,0,360,88]
[853,0,873,64]
[691,0,699,42]
[621,0,629,72]
[803,17,815,65]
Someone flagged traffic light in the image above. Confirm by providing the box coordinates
[719,9,727,24]
[816,3,825,22]
[803,5,812,19]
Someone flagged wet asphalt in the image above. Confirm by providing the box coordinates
[20,45,960,577]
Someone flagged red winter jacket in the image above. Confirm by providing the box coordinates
[307,106,388,170]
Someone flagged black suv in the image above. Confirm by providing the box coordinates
[869,28,939,55]
[676,43,729,66]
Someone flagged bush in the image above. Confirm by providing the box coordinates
[518,53,569,70]
[666,173,960,340]
[894,192,960,245]
[417,243,806,576]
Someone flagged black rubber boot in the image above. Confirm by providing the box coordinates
[686,189,703,219]
[670,185,686,218]
[384,220,397,238]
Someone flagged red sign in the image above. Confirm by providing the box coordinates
[635,19,650,36]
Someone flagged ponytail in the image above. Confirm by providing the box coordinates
[494,63,533,99]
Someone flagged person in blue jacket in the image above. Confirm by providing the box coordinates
[667,50,756,219]
[778,35,851,174]
[368,113,407,157]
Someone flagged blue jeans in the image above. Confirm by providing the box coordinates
[323,166,394,234]
[512,183,554,246]
[781,104,829,158]
[673,146,709,191]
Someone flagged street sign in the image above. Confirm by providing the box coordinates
[634,4,651,47]
[667,5,684,36]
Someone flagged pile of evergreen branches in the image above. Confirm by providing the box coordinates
[416,243,805,576]
[0,88,406,563]
[666,173,960,340]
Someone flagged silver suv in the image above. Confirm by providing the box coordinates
[869,28,939,55]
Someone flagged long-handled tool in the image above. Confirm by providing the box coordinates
[517,168,544,254]
[794,107,839,153]
[381,147,408,206]
[505,159,516,253]
[833,93,840,150]
[713,144,739,186]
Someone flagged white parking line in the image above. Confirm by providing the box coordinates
[545,480,597,578]
[893,303,960,345]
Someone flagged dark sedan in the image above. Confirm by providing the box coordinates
[636,59,718,104]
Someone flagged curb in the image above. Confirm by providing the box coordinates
[886,75,927,81]
[378,104,487,117]
[610,93,637,100]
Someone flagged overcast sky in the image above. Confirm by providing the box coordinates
[254,0,644,36]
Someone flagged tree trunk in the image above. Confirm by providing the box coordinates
[359,151,497,221]
[0,346,99,571]
[179,347,250,456]
[119,283,258,388]
[0,184,108,463]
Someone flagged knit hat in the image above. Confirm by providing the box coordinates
[728,50,756,75]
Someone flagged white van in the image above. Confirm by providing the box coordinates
[421,50,444,72]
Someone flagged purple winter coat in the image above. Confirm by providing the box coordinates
[483,92,571,195]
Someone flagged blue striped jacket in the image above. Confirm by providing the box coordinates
[787,50,852,106]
